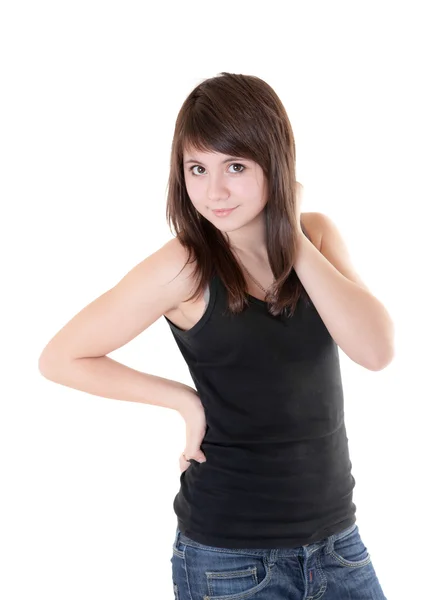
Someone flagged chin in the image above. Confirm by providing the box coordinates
[210,220,241,232]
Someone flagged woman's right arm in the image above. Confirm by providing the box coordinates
[38,238,201,417]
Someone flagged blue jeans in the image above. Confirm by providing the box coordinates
[171,522,387,599]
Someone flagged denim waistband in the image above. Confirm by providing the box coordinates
[175,521,357,558]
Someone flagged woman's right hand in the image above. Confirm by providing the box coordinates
[178,394,207,474]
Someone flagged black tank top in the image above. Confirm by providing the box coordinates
[164,273,356,549]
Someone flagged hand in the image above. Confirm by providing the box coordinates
[178,396,207,474]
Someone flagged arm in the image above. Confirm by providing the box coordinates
[38,238,201,418]
[40,354,201,416]
[294,213,395,371]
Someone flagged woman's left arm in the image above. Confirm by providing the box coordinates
[294,209,395,371]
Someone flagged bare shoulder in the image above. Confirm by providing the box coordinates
[112,236,197,313]
[302,211,372,293]
[153,236,190,277]
[301,211,323,251]
[155,237,197,302]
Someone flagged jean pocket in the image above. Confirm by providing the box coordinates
[205,556,271,600]
[329,525,372,568]
[180,544,272,600]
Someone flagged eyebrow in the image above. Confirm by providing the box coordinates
[184,156,248,165]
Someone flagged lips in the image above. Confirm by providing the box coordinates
[212,207,237,216]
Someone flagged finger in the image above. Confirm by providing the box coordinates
[179,454,191,473]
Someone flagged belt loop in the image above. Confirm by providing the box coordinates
[325,531,336,555]
[268,548,278,565]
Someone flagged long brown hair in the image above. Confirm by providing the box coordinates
[165,72,313,318]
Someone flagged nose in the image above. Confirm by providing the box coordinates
[207,174,230,203]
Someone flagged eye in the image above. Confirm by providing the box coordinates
[188,163,246,176]
[229,163,245,174]
[189,165,206,176]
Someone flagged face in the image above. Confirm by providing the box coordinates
[182,147,268,234]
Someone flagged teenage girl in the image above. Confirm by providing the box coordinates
[39,72,393,599]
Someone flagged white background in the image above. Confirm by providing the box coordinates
[1,2,425,599]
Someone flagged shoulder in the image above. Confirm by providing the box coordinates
[136,237,196,309]
[159,236,190,262]
[301,211,347,252]
[155,236,195,281]
[301,211,372,292]
[302,210,350,251]
[300,211,323,251]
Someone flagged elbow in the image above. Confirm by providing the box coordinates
[368,345,395,371]
[38,349,69,379]
[38,353,55,379]
[368,320,396,371]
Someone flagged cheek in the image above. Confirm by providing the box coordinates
[184,176,201,199]
[237,178,259,197]
[186,191,206,214]
[185,181,209,210]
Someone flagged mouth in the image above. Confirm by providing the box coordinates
[212,207,238,217]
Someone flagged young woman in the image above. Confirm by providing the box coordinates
[39,72,393,599]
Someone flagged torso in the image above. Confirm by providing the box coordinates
[164,212,322,333]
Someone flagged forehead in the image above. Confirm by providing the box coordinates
[183,146,221,157]
[183,147,250,162]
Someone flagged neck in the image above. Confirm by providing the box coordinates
[223,210,268,260]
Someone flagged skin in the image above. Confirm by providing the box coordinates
[184,147,269,259]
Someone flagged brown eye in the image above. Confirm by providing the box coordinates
[229,164,245,173]
[189,165,206,176]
